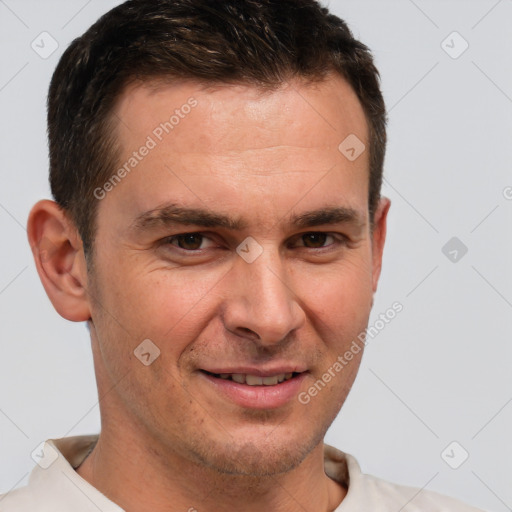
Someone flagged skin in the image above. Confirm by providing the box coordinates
[28,74,390,512]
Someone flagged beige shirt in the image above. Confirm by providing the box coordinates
[0,436,485,511]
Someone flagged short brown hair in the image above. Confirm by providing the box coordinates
[48,0,386,261]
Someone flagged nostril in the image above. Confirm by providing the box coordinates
[235,327,260,339]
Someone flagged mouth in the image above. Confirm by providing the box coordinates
[199,369,308,409]
[201,370,300,386]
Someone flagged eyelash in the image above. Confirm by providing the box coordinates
[161,232,349,253]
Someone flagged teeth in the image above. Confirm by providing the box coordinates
[231,373,245,384]
[246,375,264,385]
[214,372,294,386]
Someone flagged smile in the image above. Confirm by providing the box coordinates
[200,370,307,409]
[203,371,298,386]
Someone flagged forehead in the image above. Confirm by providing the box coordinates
[104,75,370,231]
[114,74,368,156]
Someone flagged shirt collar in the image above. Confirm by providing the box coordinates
[27,436,124,512]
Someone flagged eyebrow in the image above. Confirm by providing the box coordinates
[129,203,365,233]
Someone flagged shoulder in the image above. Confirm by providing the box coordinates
[324,444,487,511]
[0,435,112,512]
[0,485,36,511]
[355,471,485,511]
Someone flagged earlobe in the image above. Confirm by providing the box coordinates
[27,199,92,322]
[371,197,391,293]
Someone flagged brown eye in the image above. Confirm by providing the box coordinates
[175,233,204,250]
[301,233,329,248]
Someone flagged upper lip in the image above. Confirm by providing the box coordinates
[201,366,308,377]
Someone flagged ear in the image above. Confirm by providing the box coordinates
[370,197,391,293]
[27,199,91,322]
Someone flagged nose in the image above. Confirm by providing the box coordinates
[221,247,306,346]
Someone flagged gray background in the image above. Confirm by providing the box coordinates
[0,0,511,510]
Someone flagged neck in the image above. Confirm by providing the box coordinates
[76,425,346,512]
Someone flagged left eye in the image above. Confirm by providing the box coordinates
[166,233,214,251]
[296,232,338,249]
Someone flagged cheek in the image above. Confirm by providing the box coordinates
[299,256,374,320]
[95,259,226,356]
[294,258,374,377]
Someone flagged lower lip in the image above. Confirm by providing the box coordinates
[200,371,308,410]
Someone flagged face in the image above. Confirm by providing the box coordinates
[86,75,388,476]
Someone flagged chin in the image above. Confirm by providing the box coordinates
[185,426,325,477]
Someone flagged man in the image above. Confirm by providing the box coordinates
[0,0,485,510]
